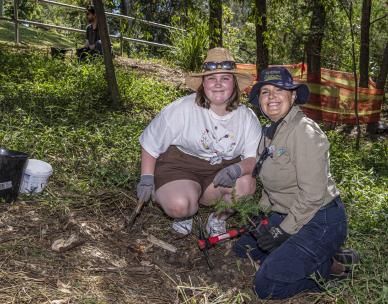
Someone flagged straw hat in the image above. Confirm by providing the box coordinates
[185,48,253,92]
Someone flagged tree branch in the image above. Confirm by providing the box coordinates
[370,13,388,25]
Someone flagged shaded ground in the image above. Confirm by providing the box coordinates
[0,192,339,304]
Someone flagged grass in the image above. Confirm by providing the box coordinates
[0,20,76,48]
[0,46,387,303]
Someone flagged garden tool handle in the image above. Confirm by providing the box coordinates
[198,227,247,250]
[197,217,270,250]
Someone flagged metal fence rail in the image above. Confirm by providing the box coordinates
[37,0,184,31]
[5,0,182,49]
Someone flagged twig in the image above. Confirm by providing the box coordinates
[87,266,153,274]
[147,234,177,253]
[125,199,146,230]
[246,250,259,272]
[370,13,388,25]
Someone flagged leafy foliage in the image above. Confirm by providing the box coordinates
[328,131,387,233]
[167,10,209,71]
[1,0,387,83]
[0,48,182,194]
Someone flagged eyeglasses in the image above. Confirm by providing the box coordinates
[203,61,236,71]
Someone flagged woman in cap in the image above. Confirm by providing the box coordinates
[137,48,261,235]
[235,67,358,299]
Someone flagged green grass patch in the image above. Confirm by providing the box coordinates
[0,47,183,196]
[0,20,75,48]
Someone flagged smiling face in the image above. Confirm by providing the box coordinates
[259,84,296,122]
[203,73,235,106]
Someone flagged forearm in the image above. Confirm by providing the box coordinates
[279,189,326,235]
[238,157,256,176]
[141,147,157,175]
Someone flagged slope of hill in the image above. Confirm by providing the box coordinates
[0,46,387,304]
[0,19,76,48]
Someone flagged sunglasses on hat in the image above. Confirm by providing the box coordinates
[202,61,236,71]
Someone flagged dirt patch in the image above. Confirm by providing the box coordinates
[0,193,339,303]
[116,57,186,89]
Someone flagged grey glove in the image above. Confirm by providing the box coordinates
[137,175,155,203]
[213,163,242,188]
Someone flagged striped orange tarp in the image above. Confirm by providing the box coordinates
[237,63,384,124]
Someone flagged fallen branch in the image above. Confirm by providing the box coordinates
[87,266,153,274]
[125,199,145,230]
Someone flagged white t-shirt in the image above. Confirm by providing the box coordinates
[140,94,262,165]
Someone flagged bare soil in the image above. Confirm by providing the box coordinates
[0,192,334,304]
[115,57,186,88]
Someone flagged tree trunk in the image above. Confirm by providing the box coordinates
[93,0,121,108]
[209,0,222,48]
[255,0,269,76]
[0,0,4,17]
[359,0,372,88]
[305,0,326,83]
[340,1,361,149]
[120,0,130,16]
[376,42,388,91]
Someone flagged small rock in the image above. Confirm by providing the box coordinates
[51,234,84,253]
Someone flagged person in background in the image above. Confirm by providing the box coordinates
[137,48,261,236]
[234,67,359,299]
[77,5,102,62]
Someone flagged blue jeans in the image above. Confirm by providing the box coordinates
[234,197,347,299]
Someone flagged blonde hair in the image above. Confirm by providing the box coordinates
[195,75,241,112]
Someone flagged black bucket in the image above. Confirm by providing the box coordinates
[0,148,29,203]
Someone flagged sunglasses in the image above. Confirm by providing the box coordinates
[203,61,236,71]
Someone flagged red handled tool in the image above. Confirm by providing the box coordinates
[198,216,269,269]
[198,227,247,250]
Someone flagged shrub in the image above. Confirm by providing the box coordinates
[166,11,209,71]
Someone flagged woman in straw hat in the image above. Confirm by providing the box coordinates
[137,48,261,235]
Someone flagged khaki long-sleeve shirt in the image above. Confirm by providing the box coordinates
[257,106,339,234]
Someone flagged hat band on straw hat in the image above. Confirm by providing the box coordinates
[185,48,254,92]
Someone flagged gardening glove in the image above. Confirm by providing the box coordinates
[213,163,242,188]
[251,223,290,252]
[136,175,155,203]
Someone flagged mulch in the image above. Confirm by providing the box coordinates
[0,191,339,303]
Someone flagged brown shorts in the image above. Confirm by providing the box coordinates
[155,146,240,192]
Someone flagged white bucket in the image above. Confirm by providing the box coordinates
[20,159,53,194]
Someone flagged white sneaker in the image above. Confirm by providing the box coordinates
[206,213,226,236]
[172,218,193,235]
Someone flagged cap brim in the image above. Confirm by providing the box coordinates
[185,70,253,92]
[249,81,310,105]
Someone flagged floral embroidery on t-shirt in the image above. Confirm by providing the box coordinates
[200,126,237,164]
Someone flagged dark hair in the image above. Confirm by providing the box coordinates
[87,5,95,14]
[195,75,241,112]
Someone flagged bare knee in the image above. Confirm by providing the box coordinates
[159,197,198,218]
[155,180,201,218]
[236,175,256,196]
